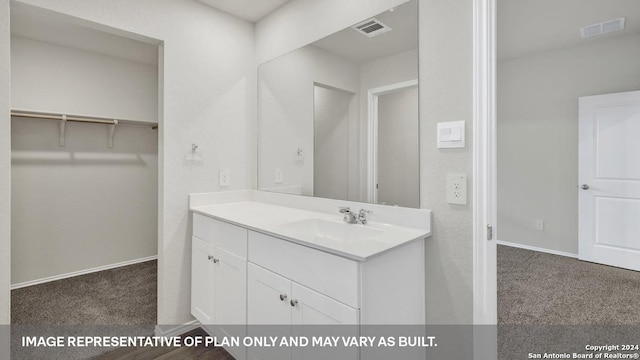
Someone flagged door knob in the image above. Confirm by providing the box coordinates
[581,184,590,190]
[279,294,288,301]
[290,299,298,307]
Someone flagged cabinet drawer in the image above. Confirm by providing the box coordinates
[193,213,247,258]
[248,231,359,308]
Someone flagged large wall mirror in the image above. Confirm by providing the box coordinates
[258,0,419,208]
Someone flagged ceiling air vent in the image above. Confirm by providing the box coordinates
[580,17,625,38]
[352,18,392,38]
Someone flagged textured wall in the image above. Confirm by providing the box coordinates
[0,0,11,328]
[419,0,473,325]
[498,32,640,254]
[11,36,158,122]
[10,0,256,325]
[10,34,158,285]
[11,120,158,285]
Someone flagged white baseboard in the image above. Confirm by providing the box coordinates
[155,320,200,337]
[11,255,158,290]
[497,240,578,259]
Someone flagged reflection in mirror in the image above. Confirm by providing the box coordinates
[258,0,419,207]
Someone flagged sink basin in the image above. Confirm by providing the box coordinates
[278,218,383,241]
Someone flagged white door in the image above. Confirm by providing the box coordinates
[579,90,640,271]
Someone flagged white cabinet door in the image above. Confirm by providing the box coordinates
[247,263,291,325]
[247,263,292,360]
[214,247,248,360]
[290,282,359,325]
[191,237,215,325]
[290,282,359,360]
[215,247,247,325]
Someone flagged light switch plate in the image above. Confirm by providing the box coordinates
[219,168,230,187]
[446,173,467,205]
[275,168,284,184]
[437,120,466,149]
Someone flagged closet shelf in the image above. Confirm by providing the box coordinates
[10,109,158,148]
[10,109,156,126]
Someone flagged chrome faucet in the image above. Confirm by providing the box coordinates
[358,209,372,224]
[339,207,373,224]
[339,206,357,224]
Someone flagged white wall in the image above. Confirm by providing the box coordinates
[498,32,640,254]
[419,0,473,327]
[0,0,11,330]
[7,0,256,325]
[10,35,158,285]
[377,86,419,208]
[313,85,353,200]
[258,0,474,329]
[258,45,359,195]
[11,36,158,122]
[11,120,158,284]
[358,48,418,200]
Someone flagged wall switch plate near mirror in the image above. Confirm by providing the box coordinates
[257,0,419,208]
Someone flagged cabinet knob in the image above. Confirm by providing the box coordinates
[279,294,288,301]
[207,255,213,260]
[213,258,220,264]
[290,299,298,307]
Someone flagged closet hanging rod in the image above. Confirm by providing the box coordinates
[10,110,156,127]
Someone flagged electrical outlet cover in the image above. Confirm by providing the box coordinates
[446,173,467,205]
[219,168,230,187]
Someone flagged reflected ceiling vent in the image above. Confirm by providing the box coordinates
[580,17,625,38]
[351,18,392,38]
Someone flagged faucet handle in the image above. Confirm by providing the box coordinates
[339,206,351,213]
[358,209,373,224]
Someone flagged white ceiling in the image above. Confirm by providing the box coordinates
[498,0,640,61]
[311,0,417,64]
[197,0,292,22]
[11,3,158,65]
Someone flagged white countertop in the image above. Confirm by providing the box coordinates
[191,201,430,261]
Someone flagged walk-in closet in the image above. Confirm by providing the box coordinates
[10,3,160,326]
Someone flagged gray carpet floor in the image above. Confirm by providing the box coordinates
[11,260,157,325]
[498,245,640,325]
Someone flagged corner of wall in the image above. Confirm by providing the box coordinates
[0,0,11,328]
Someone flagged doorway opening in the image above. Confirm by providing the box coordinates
[9,3,162,328]
[492,0,640,353]
[367,79,419,207]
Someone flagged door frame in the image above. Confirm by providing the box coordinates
[366,79,419,204]
[473,0,498,358]
[472,0,497,327]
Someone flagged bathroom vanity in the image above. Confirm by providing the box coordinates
[189,190,430,360]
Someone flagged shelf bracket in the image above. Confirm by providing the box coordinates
[59,114,67,147]
[108,120,118,148]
